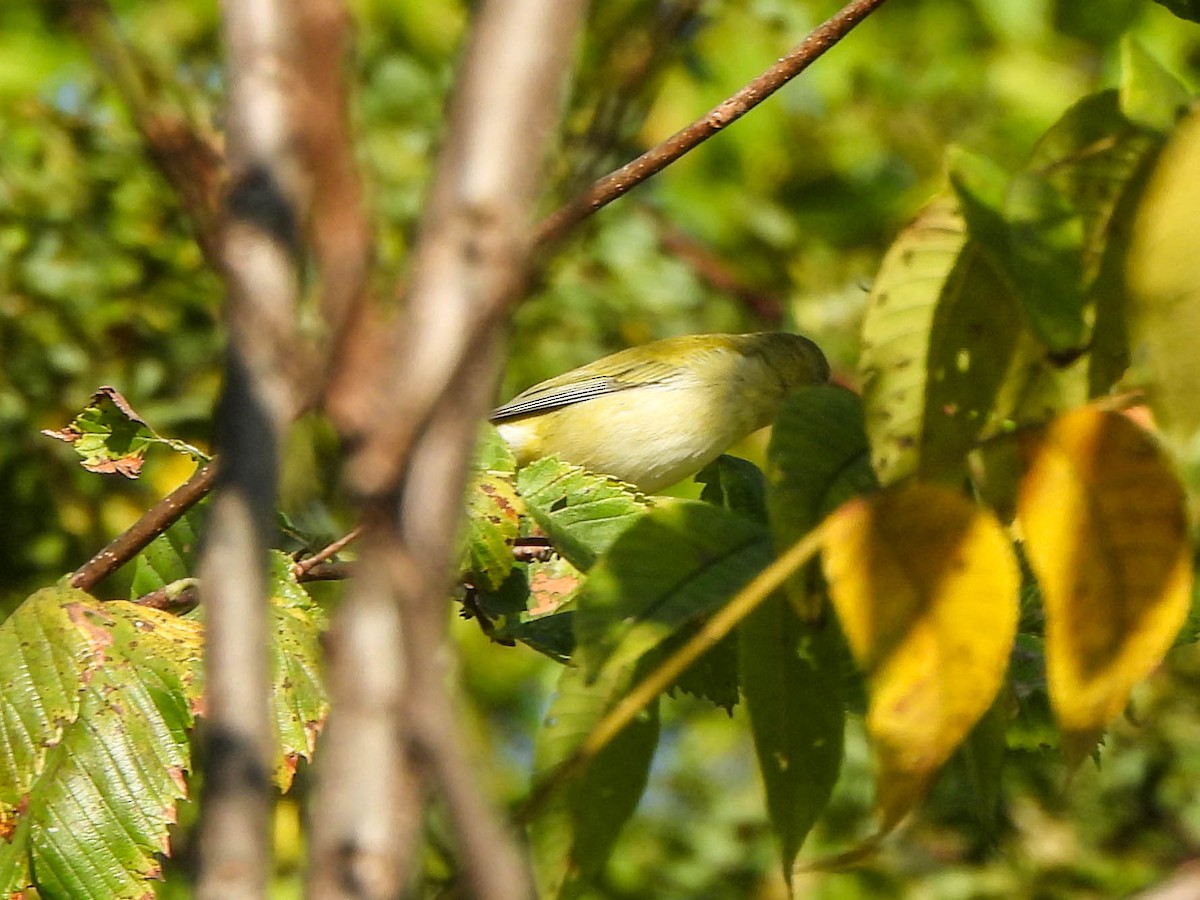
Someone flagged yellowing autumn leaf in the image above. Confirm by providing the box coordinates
[821,485,1020,832]
[1018,406,1192,762]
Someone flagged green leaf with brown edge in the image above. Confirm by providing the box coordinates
[860,196,964,486]
[517,456,653,572]
[0,585,202,897]
[574,500,772,680]
[529,663,660,899]
[41,385,207,478]
[266,551,329,790]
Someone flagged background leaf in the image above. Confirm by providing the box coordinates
[1017,407,1192,762]
[529,664,660,899]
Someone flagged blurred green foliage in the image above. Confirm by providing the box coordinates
[4,0,1200,896]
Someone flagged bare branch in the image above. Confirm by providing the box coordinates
[533,0,893,249]
[314,0,587,896]
[292,525,363,579]
[196,0,307,894]
[294,0,373,383]
[70,462,217,592]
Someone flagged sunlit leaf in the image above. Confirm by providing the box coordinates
[41,386,207,478]
[266,552,329,790]
[1017,407,1192,762]
[529,664,660,899]
[0,586,202,896]
[517,456,652,571]
[1127,106,1200,505]
[860,197,962,485]
[1119,37,1191,134]
[462,469,523,592]
[821,485,1020,831]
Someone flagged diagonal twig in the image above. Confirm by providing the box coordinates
[533,0,893,250]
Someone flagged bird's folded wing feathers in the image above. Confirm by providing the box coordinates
[490,357,685,421]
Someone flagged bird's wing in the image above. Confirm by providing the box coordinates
[490,356,684,421]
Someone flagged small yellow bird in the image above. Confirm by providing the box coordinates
[491,332,830,493]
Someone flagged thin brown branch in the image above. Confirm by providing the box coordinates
[292,525,363,579]
[295,560,354,582]
[71,462,218,592]
[196,0,307,893]
[61,0,226,266]
[133,579,201,613]
[533,0,893,250]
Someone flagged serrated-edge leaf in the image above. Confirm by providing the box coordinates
[0,587,202,897]
[518,456,652,571]
[574,501,772,678]
[267,552,328,790]
[462,468,523,592]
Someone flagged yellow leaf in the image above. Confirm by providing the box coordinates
[1017,406,1192,762]
[822,485,1019,832]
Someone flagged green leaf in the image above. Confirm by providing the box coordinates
[41,386,207,478]
[529,664,660,899]
[949,148,1086,356]
[130,507,205,598]
[0,586,202,897]
[659,623,740,713]
[471,560,581,663]
[574,501,772,679]
[517,456,653,571]
[739,601,844,882]
[1119,37,1192,134]
[767,386,877,616]
[462,467,523,592]
[1148,0,1200,26]
[267,552,329,791]
[1003,172,1086,352]
[860,196,965,485]
[696,454,768,523]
